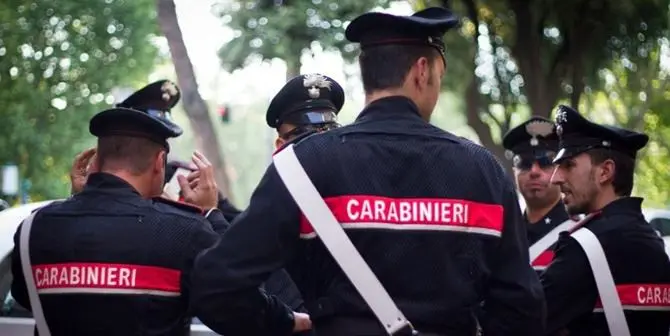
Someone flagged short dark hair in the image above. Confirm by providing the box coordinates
[359,44,440,94]
[587,148,635,196]
[97,135,163,175]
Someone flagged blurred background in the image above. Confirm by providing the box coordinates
[0,0,668,208]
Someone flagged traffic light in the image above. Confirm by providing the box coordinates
[218,105,231,123]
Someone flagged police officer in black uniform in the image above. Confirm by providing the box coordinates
[262,72,346,324]
[68,82,241,229]
[268,73,344,150]
[542,105,670,335]
[502,117,570,271]
[190,7,544,336]
[11,80,228,335]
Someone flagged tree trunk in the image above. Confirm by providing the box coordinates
[457,0,513,174]
[285,57,300,81]
[508,0,560,119]
[465,79,514,175]
[156,0,233,200]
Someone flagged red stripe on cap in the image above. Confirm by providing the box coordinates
[299,195,503,239]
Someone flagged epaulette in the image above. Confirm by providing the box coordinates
[568,211,602,234]
[153,197,204,215]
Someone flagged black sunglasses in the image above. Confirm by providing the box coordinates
[513,153,556,171]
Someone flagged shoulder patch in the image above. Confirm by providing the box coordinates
[153,197,204,215]
[568,211,602,234]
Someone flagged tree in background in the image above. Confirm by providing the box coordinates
[582,34,670,206]
[208,0,670,206]
[157,0,233,200]
[213,0,391,80]
[412,0,669,172]
[0,0,159,200]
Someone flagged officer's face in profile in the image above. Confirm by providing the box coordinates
[514,153,561,208]
[551,152,614,215]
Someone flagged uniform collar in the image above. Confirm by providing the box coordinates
[567,197,645,234]
[597,197,643,216]
[356,96,424,122]
[83,172,142,197]
[525,200,568,226]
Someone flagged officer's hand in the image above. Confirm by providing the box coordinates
[178,151,218,209]
[292,312,312,332]
[70,147,97,194]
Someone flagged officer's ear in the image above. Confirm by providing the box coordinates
[154,150,168,174]
[89,153,100,173]
[274,136,286,150]
[596,158,616,185]
[411,56,432,91]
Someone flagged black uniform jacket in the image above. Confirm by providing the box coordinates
[541,197,670,335]
[190,96,546,336]
[217,192,307,314]
[11,173,226,336]
[217,196,242,223]
[527,201,570,271]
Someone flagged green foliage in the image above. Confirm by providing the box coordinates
[213,0,391,74]
[0,0,159,200]
[416,0,669,138]
[409,0,670,203]
[635,119,670,208]
[581,34,670,207]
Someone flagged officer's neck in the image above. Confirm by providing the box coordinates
[365,89,408,105]
[365,90,429,121]
[590,187,621,213]
[526,197,560,224]
[102,169,155,199]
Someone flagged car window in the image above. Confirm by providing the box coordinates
[2,291,32,318]
[0,256,32,318]
[650,217,670,237]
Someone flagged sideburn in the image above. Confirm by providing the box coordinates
[585,168,600,211]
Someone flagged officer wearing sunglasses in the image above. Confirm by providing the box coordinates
[502,117,570,251]
[266,73,344,150]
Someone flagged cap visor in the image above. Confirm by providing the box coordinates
[90,108,182,138]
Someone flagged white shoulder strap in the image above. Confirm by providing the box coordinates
[19,210,51,336]
[571,228,630,336]
[273,145,415,335]
[528,219,577,262]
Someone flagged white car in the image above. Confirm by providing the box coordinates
[0,200,219,335]
[643,208,670,256]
